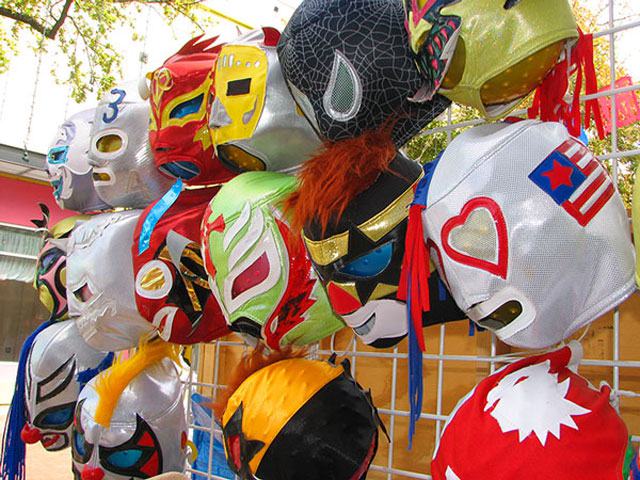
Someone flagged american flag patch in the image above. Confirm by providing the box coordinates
[529,138,614,227]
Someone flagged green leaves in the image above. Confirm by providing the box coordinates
[0,0,216,102]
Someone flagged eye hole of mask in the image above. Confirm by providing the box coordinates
[227,78,252,96]
[170,93,204,119]
[47,146,69,165]
[34,403,75,429]
[39,248,63,273]
[96,134,123,153]
[477,300,523,330]
[105,449,144,469]
[231,252,270,299]
[503,0,522,9]
[73,430,94,463]
[338,242,393,278]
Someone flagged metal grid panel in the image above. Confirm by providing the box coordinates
[184,2,640,478]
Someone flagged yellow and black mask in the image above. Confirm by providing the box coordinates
[303,154,463,348]
[220,354,383,480]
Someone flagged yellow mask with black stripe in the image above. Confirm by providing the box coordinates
[220,355,382,480]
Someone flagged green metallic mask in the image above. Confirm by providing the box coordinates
[202,172,344,349]
[406,0,578,118]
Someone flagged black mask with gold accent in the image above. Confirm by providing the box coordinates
[303,154,464,348]
[220,355,385,480]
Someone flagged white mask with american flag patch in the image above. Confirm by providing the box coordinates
[421,120,635,349]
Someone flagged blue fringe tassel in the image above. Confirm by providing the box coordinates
[76,352,115,390]
[1,320,54,480]
[407,280,423,450]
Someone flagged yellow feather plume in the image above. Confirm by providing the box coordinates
[94,339,180,427]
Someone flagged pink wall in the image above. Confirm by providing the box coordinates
[0,175,77,228]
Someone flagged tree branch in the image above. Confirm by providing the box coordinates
[0,0,73,39]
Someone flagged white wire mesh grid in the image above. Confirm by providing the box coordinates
[183,2,640,478]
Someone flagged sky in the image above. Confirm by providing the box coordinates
[0,0,638,155]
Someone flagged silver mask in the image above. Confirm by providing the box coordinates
[47,109,112,213]
[22,320,112,452]
[209,28,322,173]
[72,358,188,479]
[89,85,173,209]
[67,210,154,351]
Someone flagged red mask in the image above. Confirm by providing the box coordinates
[132,188,230,344]
[148,36,236,185]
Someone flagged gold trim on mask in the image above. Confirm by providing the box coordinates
[357,179,419,242]
[304,231,349,267]
[139,267,167,291]
[304,172,422,266]
[151,73,212,132]
[368,283,399,301]
[327,281,359,300]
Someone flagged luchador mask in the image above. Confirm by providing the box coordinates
[47,109,112,213]
[209,28,321,173]
[21,321,113,452]
[88,85,173,209]
[404,0,578,118]
[419,120,635,349]
[202,172,344,349]
[72,349,187,480]
[432,343,632,479]
[216,350,383,480]
[303,154,463,348]
[33,215,88,321]
[277,0,450,146]
[132,187,229,345]
[67,210,155,352]
[147,36,235,185]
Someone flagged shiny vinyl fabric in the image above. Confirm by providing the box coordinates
[421,120,636,348]
[404,0,577,118]
[202,172,344,349]
[72,358,188,479]
[33,215,88,322]
[209,29,322,173]
[431,343,630,479]
[67,210,154,351]
[89,85,173,209]
[133,188,230,345]
[303,154,464,348]
[148,36,236,185]
[47,109,112,213]
[22,321,112,452]
[221,357,381,479]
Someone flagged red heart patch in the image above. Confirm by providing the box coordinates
[441,197,508,279]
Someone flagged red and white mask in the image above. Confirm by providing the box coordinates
[421,120,635,349]
[432,343,631,479]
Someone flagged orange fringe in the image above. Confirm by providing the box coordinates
[286,126,396,236]
[210,345,308,422]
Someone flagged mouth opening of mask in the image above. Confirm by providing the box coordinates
[217,144,266,173]
[160,161,200,180]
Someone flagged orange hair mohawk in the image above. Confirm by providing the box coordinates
[286,125,396,235]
